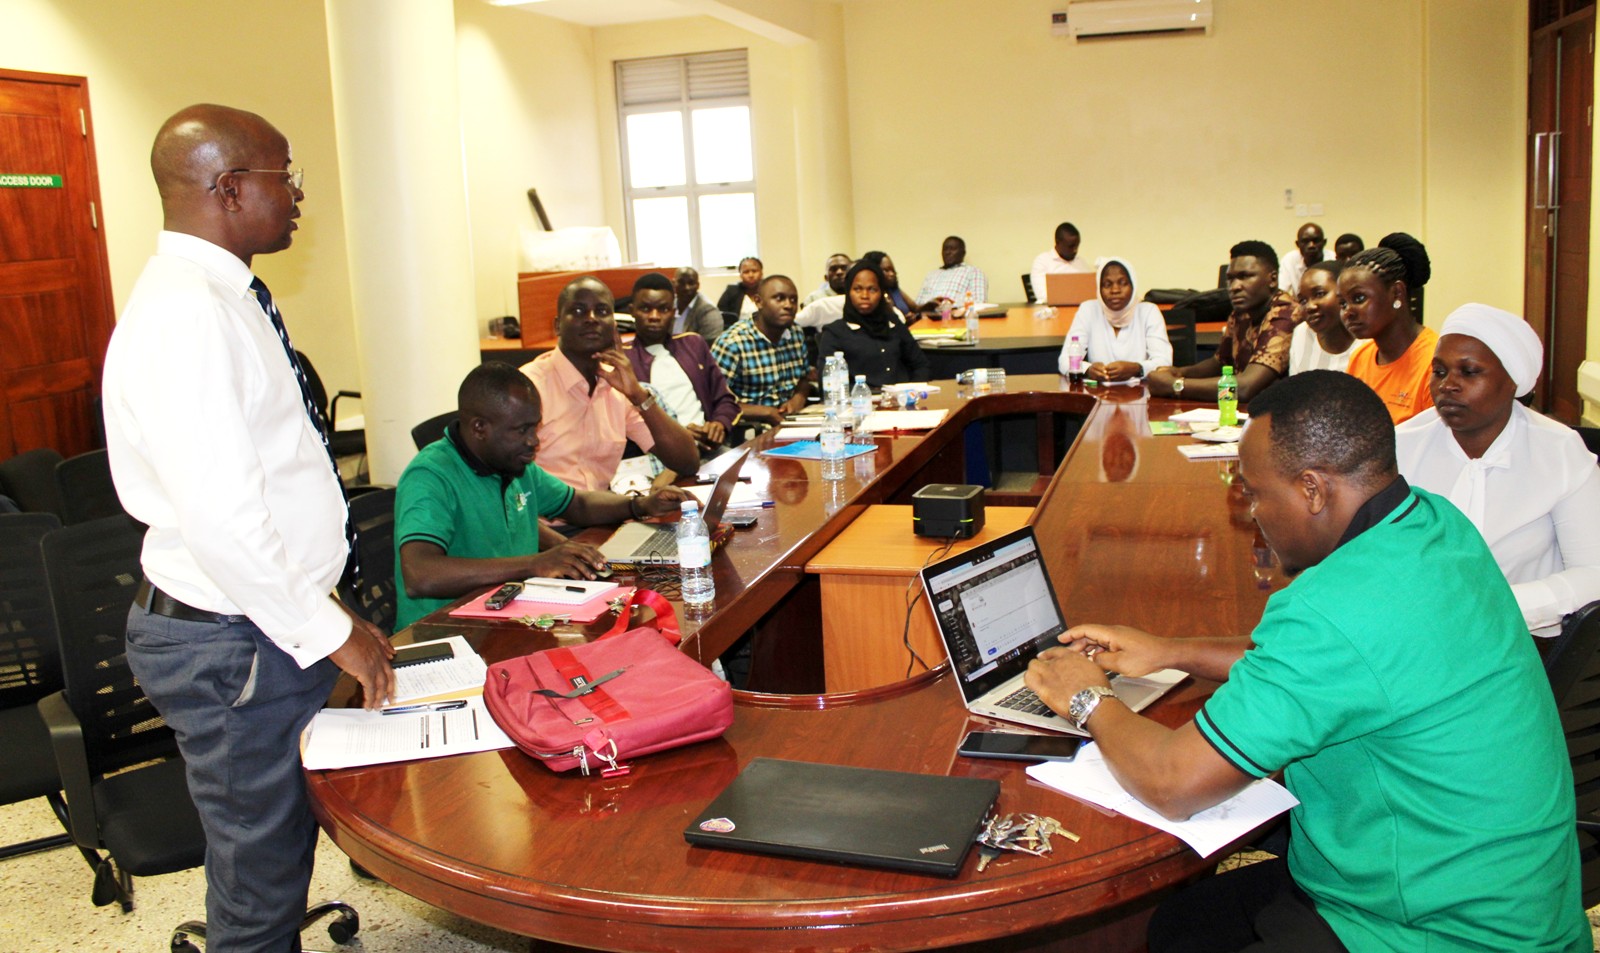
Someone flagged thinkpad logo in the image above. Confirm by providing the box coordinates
[918,843,951,854]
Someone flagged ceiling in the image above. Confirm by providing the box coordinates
[488,0,704,27]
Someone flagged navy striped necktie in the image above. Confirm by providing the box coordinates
[250,276,359,585]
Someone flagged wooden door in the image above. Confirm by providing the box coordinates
[0,69,115,459]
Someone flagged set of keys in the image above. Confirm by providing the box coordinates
[513,595,633,632]
[975,813,1079,872]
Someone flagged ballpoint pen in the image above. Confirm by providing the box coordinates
[523,581,587,593]
[381,700,469,716]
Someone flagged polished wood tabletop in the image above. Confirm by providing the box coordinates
[307,377,1288,952]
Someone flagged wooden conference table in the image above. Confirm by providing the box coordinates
[307,378,1287,953]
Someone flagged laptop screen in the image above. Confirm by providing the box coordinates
[921,527,1067,700]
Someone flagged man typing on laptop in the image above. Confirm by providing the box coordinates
[393,362,686,630]
[1023,372,1585,953]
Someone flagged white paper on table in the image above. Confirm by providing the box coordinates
[882,382,942,396]
[858,410,948,433]
[609,455,656,495]
[1168,408,1251,424]
[687,481,766,510]
[1176,443,1239,461]
[391,636,488,704]
[773,427,821,441]
[515,578,620,605]
[1026,744,1298,858]
[301,696,513,770]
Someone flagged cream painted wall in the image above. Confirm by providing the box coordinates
[3,0,360,389]
[591,13,857,287]
[455,1,608,327]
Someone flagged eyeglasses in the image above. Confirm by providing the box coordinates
[209,168,304,191]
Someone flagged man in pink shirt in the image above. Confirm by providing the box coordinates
[521,276,699,490]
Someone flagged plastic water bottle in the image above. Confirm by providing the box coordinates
[964,291,980,344]
[677,500,714,606]
[1065,335,1086,386]
[850,375,872,426]
[820,408,846,481]
[1217,365,1238,427]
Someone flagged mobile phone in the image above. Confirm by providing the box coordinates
[727,513,759,528]
[957,731,1083,763]
[392,642,456,668]
[483,581,523,610]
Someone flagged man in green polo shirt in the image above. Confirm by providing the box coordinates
[1026,371,1586,952]
[394,362,686,629]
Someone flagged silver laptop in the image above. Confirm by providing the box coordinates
[598,449,750,567]
[919,526,1186,736]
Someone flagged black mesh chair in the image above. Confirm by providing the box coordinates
[1544,599,1600,908]
[55,449,127,525]
[0,447,66,517]
[295,350,367,481]
[340,487,397,633]
[37,515,359,949]
[1021,274,1036,304]
[411,411,457,451]
[0,512,76,860]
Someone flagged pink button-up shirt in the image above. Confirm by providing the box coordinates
[521,349,654,491]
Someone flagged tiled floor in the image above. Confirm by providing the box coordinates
[4,796,1598,951]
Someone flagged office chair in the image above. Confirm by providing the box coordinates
[340,487,397,633]
[37,515,360,949]
[1021,274,1035,304]
[1543,599,1600,908]
[295,350,367,483]
[55,449,127,525]
[411,411,457,450]
[0,512,78,861]
[0,447,66,517]
[1574,426,1600,459]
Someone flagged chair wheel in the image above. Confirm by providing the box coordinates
[327,909,359,944]
[91,860,118,907]
[170,937,201,953]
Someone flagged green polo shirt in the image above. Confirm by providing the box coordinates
[1197,483,1587,952]
[393,426,575,630]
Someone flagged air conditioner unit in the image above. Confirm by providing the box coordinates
[1065,0,1213,39]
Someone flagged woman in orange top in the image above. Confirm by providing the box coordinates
[1339,233,1437,423]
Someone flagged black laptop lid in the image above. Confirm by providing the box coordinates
[919,526,1068,705]
[684,758,999,877]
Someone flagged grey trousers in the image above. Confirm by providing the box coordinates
[126,603,337,953]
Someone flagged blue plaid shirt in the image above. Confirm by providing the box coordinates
[710,319,809,408]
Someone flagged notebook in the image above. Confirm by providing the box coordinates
[1043,272,1097,306]
[598,448,750,567]
[919,526,1186,736]
[684,758,999,877]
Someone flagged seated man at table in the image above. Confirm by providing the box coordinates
[1145,240,1297,404]
[710,275,814,427]
[625,273,740,455]
[1029,221,1091,303]
[1025,371,1587,953]
[521,275,699,489]
[802,253,852,307]
[1333,232,1365,261]
[394,362,686,630]
[1276,222,1327,293]
[672,266,724,342]
[918,235,988,314]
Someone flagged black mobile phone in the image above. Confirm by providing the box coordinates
[957,731,1083,763]
[483,581,523,610]
[727,513,759,528]
[392,642,456,668]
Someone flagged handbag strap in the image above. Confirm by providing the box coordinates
[600,588,679,644]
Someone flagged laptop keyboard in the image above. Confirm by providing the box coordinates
[995,686,1058,717]
[636,531,677,562]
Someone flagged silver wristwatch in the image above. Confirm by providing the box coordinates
[1172,377,1186,396]
[1067,686,1117,732]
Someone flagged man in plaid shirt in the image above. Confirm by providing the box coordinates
[917,235,989,315]
[710,275,813,426]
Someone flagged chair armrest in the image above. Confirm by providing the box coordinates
[38,691,100,851]
[1577,819,1600,833]
[330,390,362,428]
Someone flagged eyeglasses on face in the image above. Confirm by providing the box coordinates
[209,168,305,191]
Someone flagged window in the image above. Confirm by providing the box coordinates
[616,51,757,271]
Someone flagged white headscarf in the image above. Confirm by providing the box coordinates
[1096,258,1138,330]
[1438,303,1543,398]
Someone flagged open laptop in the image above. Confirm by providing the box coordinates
[919,526,1186,736]
[598,448,750,567]
[684,758,998,877]
[1043,272,1097,306]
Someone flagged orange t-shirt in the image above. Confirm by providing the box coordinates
[1346,325,1439,424]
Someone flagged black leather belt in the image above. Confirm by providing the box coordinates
[135,579,247,625]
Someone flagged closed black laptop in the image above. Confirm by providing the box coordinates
[684,758,999,877]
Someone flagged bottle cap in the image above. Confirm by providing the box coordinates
[680,500,698,514]
[1222,365,1234,375]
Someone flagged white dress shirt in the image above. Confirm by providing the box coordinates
[796,295,846,330]
[1030,249,1091,304]
[643,343,704,426]
[1396,403,1600,636]
[102,231,351,667]
[1058,301,1173,376]
[1287,322,1355,375]
[1277,248,1329,294]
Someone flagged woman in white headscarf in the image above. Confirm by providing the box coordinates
[1395,303,1600,637]
[1057,258,1172,383]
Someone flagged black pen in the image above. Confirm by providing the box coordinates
[524,581,586,594]
[382,700,468,716]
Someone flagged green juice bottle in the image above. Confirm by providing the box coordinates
[1217,365,1238,427]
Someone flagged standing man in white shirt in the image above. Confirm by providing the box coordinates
[1277,222,1327,293]
[1029,221,1091,303]
[102,104,395,953]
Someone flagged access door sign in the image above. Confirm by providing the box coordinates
[0,174,63,188]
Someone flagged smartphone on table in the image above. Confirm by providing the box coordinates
[957,731,1083,763]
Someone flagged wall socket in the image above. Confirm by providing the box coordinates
[1283,188,1294,208]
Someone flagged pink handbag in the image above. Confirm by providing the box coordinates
[482,590,734,775]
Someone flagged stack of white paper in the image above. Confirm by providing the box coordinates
[302,696,514,770]
[858,410,948,433]
[392,635,487,703]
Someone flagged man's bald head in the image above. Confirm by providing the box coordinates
[151,104,282,205]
